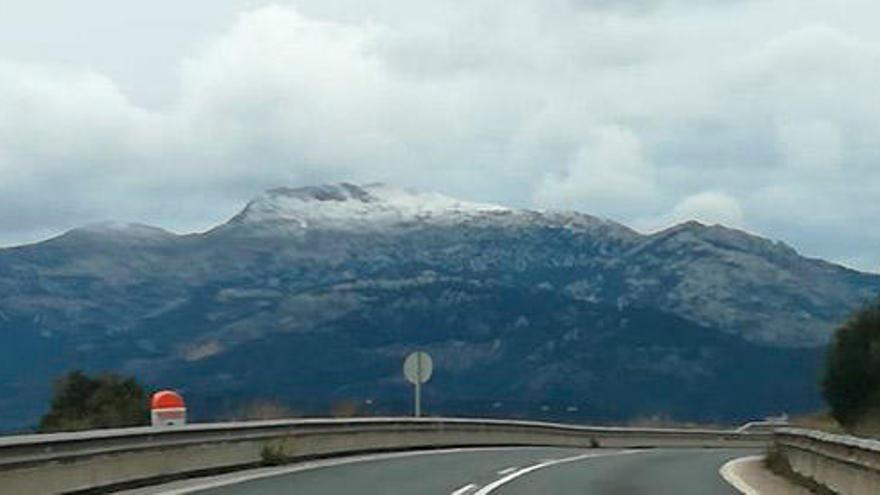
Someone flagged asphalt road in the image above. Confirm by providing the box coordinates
[193,447,753,495]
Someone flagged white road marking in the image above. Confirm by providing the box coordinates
[450,483,479,495]
[496,466,519,475]
[473,450,640,495]
[136,447,544,495]
[719,455,764,495]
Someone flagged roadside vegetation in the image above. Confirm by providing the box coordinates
[330,399,361,418]
[38,370,149,433]
[787,411,843,434]
[228,399,298,421]
[822,298,880,435]
[764,299,879,490]
[625,414,728,430]
[227,398,364,421]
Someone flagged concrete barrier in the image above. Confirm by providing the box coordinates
[775,427,880,494]
[0,417,768,494]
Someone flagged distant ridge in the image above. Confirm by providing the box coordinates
[0,182,876,430]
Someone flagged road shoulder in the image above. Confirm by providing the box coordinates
[720,455,812,495]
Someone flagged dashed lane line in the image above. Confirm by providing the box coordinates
[450,483,479,495]
[473,450,641,495]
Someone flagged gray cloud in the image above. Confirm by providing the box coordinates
[0,1,878,272]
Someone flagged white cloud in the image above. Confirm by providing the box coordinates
[777,120,842,171]
[179,6,393,164]
[672,192,745,229]
[637,191,745,232]
[0,1,879,271]
[0,61,170,235]
[533,126,655,213]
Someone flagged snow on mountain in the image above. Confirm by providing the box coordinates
[221,183,640,247]
[77,222,175,237]
[229,183,512,229]
[45,222,177,246]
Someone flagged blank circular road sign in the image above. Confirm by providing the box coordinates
[403,351,433,385]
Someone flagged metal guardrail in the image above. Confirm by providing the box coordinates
[0,417,769,494]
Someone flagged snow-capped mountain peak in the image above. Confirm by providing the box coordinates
[230,183,511,228]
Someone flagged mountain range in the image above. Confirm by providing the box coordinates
[1,183,877,430]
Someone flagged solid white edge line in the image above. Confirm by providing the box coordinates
[450,483,479,495]
[473,450,640,495]
[151,447,548,495]
[719,455,765,495]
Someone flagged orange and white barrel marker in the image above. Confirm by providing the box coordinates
[150,390,187,427]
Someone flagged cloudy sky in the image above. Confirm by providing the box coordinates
[0,0,877,271]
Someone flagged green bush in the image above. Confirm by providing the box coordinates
[260,443,289,466]
[38,370,149,433]
[822,299,880,431]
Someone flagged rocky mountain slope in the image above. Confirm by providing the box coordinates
[0,183,876,430]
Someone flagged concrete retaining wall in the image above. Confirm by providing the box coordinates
[0,417,768,494]
[775,427,880,495]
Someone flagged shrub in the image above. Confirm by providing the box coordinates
[38,370,149,433]
[822,299,880,432]
[260,442,289,466]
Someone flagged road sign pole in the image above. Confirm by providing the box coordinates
[414,381,421,417]
[415,352,422,417]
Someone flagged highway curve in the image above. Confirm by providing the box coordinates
[190,446,754,495]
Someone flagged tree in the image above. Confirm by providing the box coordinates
[822,299,880,432]
[38,370,149,433]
